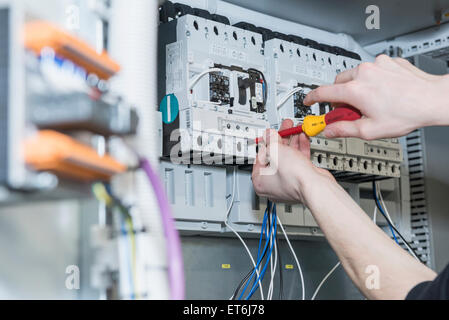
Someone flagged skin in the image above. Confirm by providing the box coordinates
[252,55,449,299]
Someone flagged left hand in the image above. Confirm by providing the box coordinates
[252,119,335,205]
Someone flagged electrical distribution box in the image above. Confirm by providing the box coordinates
[157,1,405,235]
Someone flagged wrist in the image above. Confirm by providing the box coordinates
[296,168,337,208]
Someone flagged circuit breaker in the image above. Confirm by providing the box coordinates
[158,14,269,164]
[264,37,361,128]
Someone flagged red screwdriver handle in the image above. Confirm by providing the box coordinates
[325,106,362,124]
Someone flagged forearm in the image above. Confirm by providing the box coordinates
[302,175,436,299]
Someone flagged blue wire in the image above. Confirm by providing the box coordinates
[373,183,399,244]
[244,202,276,299]
[246,207,277,300]
[238,207,270,300]
[256,208,268,262]
[238,212,270,300]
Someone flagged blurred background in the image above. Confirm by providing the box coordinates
[1,0,449,300]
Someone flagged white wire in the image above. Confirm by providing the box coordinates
[188,68,222,90]
[276,87,303,110]
[373,205,378,225]
[277,216,305,300]
[267,231,278,300]
[266,238,272,300]
[225,167,264,300]
[376,182,394,223]
[376,182,420,261]
[194,100,222,106]
[311,261,341,300]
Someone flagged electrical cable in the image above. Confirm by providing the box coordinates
[311,261,341,300]
[140,158,185,300]
[92,183,138,299]
[231,209,270,300]
[245,207,276,300]
[374,185,399,244]
[264,208,276,300]
[276,235,284,300]
[225,167,264,299]
[120,216,137,299]
[276,206,305,300]
[267,236,278,300]
[238,202,274,300]
[372,182,399,243]
[373,204,378,225]
[372,181,421,262]
[188,68,222,90]
[248,68,267,107]
[276,86,303,110]
[240,211,274,300]
[376,181,395,226]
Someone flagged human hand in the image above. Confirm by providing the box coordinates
[252,119,334,205]
[304,55,449,140]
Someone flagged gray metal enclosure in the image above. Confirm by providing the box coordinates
[181,236,362,300]
[419,127,449,273]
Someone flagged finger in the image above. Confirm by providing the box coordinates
[289,133,300,150]
[303,83,355,106]
[255,143,269,166]
[264,129,280,147]
[279,119,294,145]
[330,102,350,109]
[251,164,266,195]
[298,133,311,158]
[334,68,357,84]
[323,118,374,139]
[265,137,281,168]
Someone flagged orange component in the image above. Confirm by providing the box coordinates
[24,130,127,182]
[24,21,120,80]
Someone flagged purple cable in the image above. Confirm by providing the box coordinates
[140,158,185,300]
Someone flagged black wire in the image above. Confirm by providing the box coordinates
[248,68,267,107]
[231,221,270,300]
[372,181,423,263]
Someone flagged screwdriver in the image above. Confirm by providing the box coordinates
[254,106,361,144]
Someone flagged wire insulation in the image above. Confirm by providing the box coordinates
[140,158,185,300]
[276,207,305,300]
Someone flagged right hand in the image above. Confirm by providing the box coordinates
[304,54,449,140]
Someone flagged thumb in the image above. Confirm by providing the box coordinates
[323,119,372,139]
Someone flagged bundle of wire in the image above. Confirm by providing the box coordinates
[372,181,421,262]
[230,201,276,300]
[92,182,139,299]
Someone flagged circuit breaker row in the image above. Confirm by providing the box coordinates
[310,136,403,180]
[157,2,403,180]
